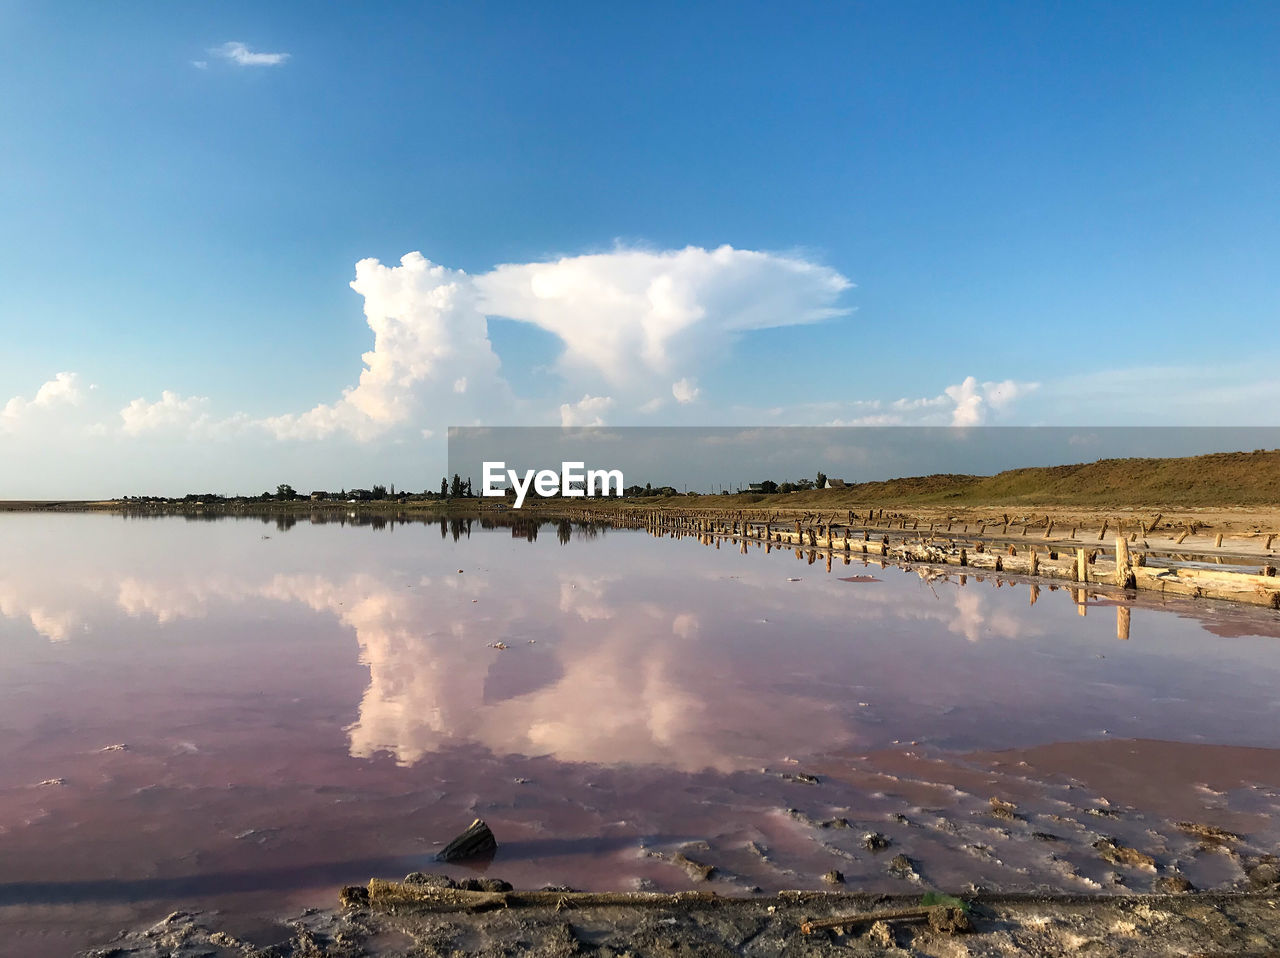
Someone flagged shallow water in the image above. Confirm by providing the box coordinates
[1,513,1279,954]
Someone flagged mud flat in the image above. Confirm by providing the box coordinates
[83,878,1280,957]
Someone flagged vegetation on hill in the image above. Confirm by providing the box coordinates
[678,449,1280,508]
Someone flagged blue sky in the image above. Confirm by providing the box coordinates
[1,1,1277,496]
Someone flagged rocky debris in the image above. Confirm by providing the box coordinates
[340,884,370,907]
[866,918,895,946]
[989,797,1021,822]
[1093,837,1157,871]
[928,905,974,934]
[1176,821,1242,845]
[672,851,716,882]
[1032,831,1063,842]
[81,881,1280,957]
[863,831,891,852]
[745,840,770,859]
[888,853,920,882]
[822,869,845,885]
[1086,805,1121,818]
[449,877,513,893]
[1154,874,1197,894]
[403,872,456,888]
[1245,855,1280,889]
[437,817,497,862]
[780,771,820,785]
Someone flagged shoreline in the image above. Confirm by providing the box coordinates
[84,879,1280,956]
[5,496,1278,610]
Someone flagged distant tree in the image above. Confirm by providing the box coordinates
[778,482,795,494]
[816,471,828,489]
[276,484,297,500]
[441,477,448,497]
[371,484,388,500]
[758,480,778,494]
[450,473,464,498]
[464,478,472,497]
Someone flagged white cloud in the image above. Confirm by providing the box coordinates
[477,245,850,399]
[1,372,84,432]
[796,376,1039,428]
[262,253,510,440]
[945,376,1040,426]
[212,41,290,67]
[262,245,849,440]
[119,391,248,439]
[559,394,614,427]
[191,60,208,70]
[946,377,986,426]
[120,391,208,436]
[672,377,700,404]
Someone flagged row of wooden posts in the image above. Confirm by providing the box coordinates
[621,510,1280,610]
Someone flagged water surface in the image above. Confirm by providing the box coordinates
[2,513,1279,954]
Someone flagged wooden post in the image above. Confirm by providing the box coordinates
[1115,536,1135,588]
[1214,532,1224,548]
[1030,550,1040,575]
[1076,547,1088,583]
[1175,530,1189,545]
[1117,605,1131,640]
[1098,519,1109,541]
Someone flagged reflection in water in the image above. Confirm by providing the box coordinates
[2,513,1280,954]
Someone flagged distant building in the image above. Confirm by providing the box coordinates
[747,483,766,492]
[824,478,847,489]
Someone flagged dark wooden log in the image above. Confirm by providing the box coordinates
[438,818,497,862]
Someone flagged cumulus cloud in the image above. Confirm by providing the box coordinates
[1,372,85,432]
[672,377,700,404]
[559,394,614,427]
[262,254,509,440]
[120,391,209,436]
[816,376,1038,427]
[212,41,290,67]
[477,245,850,393]
[945,376,1039,426]
[264,245,849,440]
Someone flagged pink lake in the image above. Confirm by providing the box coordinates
[1,513,1279,955]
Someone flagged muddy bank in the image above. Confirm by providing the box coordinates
[82,878,1280,956]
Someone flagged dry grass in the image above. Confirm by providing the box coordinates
[664,449,1280,509]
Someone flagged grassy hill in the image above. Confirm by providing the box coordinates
[675,449,1280,509]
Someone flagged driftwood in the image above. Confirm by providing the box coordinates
[801,905,972,935]
[438,818,497,862]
